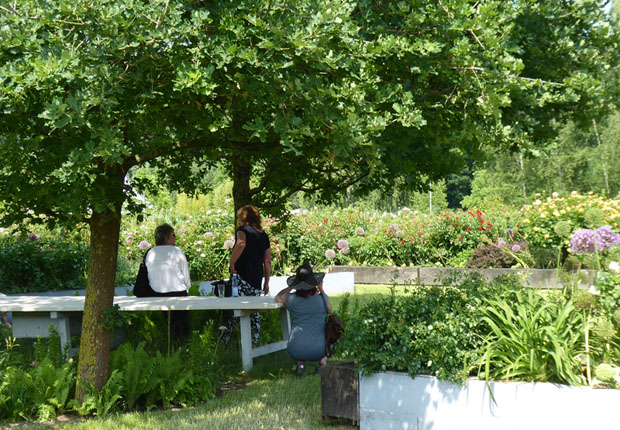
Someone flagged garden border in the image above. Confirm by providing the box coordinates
[330,266,595,289]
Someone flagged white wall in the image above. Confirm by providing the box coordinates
[360,372,620,430]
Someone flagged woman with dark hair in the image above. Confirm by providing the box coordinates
[224,205,272,345]
[275,264,331,376]
[144,223,191,337]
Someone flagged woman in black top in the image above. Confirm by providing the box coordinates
[224,205,272,345]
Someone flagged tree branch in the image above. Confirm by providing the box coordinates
[122,139,208,170]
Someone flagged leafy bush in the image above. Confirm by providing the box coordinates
[0,344,76,421]
[0,235,88,293]
[465,244,517,268]
[520,191,620,256]
[340,274,523,383]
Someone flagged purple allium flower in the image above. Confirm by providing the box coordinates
[356,227,365,235]
[325,249,336,260]
[572,226,620,254]
[570,229,596,254]
[595,225,620,252]
[340,247,350,255]
[138,240,151,250]
[511,244,521,253]
[337,239,349,249]
[497,238,507,249]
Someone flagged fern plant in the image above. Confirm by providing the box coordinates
[73,369,123,417]
[110,342,155,410]
[0,367,35,420]
[31,358,76,420]
[33,325,66,367]
[147,350,190,409]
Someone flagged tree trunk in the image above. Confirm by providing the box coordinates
[76,204,122,399]
[231,145,253,224]
[592,119,610,196]
[518,153,527,199]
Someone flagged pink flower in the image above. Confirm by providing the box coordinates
[138,240,151,250]
[223,240,234,249]
[28,233,39,240]
[204,232,213,237]
[337,239,349,249]
[325,249,336,260]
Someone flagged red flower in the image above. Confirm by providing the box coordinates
[401,240,405,244]
[459,237,463,241]
[479,227,484,230]
[466,227,470,232]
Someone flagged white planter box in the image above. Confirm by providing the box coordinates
[360,372,620,430]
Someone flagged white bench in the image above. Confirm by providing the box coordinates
[0,295,290,372]
[199,271,356,296]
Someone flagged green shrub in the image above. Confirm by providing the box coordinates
[596,272,620,314]
[465,244,517,268]
[520,192,620,256]
[0,235,88,293]
[340,274,522,383]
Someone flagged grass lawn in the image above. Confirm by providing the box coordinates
[8,285,400,430]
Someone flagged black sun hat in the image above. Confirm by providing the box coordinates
[286,264,325,290]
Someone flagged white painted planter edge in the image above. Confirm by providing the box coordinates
[360,371,620,430]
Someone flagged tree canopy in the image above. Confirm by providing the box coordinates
[1,0,618,392]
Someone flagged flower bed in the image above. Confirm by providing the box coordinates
[2,191,620,293]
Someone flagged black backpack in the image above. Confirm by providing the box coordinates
[320,293,344,357]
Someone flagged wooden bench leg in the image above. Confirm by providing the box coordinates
[239,313,253,371]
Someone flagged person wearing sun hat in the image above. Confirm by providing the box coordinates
[275,264,332,376]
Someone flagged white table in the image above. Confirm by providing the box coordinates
[0,295,290,371]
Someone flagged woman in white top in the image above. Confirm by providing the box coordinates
[145,224,191,294]
[144,223,191,337]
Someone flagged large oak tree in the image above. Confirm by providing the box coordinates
[1,0,617,394]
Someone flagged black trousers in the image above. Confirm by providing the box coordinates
[151,290,189,338]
